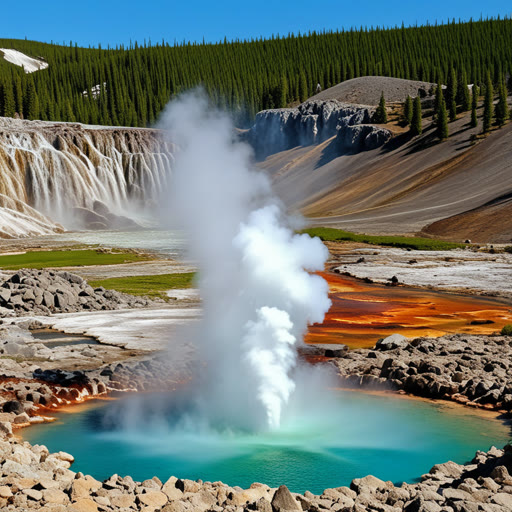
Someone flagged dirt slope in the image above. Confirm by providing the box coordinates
[261,103,512,242]
[309,76,435,106]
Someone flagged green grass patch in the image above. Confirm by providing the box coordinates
[301,227,466,251]
[0,249,151,270]
[89,273,196,300]
[501,325,512,336]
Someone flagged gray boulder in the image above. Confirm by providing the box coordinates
[375,333,409,351]
[271,485,301,511]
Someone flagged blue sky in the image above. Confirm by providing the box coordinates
[4,0,511,47]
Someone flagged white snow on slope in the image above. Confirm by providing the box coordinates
[0,49,48,73]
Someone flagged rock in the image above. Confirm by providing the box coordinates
[13,412,30,424]
[43,488,69,504]
[70,476,102,500]
[271,485,301,511]
[162,476,183,501]
[0,421,13,436]
[3,400,24,414]
[0,486,12,498]
[337,124,392,151]
[492,493,512,507]
[375,334,409,351]
[23,488,43,501]
[350,475,388,493]
[110,494,135,508]
[71,498,99,512]
[137,491,169,508]
[429,461,464,479]
[254,497,273,512]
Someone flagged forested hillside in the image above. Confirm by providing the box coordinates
[0,17,511,128]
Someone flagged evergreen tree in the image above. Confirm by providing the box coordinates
[1,82,15,117]
[298,71,308,103]
[14,77,23,116]
[403,95,413,125]
[495,76,509,126]
[410,96,423,135]
[470,85,478,128]
[457,70,471,111]
[447,67,457,121]
[23,79,38,120]
[437,93,449,139]
[373,91,388,123]
[433,81,443,120]
[277,75,288,108]
[483,74,494,133]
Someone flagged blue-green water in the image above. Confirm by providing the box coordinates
[24,391,510,494]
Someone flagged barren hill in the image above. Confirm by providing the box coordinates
[309,76,435,106]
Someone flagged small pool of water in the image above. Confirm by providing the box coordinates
[31,329,99,349]
[23,391,510,494]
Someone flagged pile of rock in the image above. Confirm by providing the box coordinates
[333,333,512,410]
[0,269,153,316]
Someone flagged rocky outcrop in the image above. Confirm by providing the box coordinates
[0,117,174,238]
[0,269,154,317]
[333,333,512,410]
[337,124,392,152]
[248,100,376,157]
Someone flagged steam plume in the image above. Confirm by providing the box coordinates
[159,91,331,431]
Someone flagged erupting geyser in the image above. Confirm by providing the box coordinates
[159,92,331,431]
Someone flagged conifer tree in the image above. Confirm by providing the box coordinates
[298,71,308,103]
[437,93,449,139]
[1,82,15,117]
[403,95,413,125]
[23,79,37,120]
[447,68,457,121]
[495,76,509,126]
[483,74,494,133]
[373,92,388,123]
[277,75,288,108]
[14,77,23,117]
[470,85,478,128]
[457,71,471,111]
[410,96,423,135]
[433,81,443,120]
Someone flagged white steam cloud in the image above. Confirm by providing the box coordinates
[159,91,331,432]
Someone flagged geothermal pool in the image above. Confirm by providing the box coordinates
[24,391,510,494]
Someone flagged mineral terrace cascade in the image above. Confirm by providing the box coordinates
[0,117,175,238]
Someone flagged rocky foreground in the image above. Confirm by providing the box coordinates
[333,333,512,411]
[0,433,511,512]
[1,269,512,510]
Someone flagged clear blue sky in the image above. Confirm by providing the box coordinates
[4,0,511,47]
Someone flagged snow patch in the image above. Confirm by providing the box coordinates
[0,49,48,73]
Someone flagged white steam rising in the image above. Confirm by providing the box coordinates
[159,91,331,431]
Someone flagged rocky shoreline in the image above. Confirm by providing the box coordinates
[333,333,512,412]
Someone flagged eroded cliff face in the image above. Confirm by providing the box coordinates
[0,117,174,239]
[248,100,390,158]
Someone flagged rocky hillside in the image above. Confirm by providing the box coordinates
[257,78,512,243]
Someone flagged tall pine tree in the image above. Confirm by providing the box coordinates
[403,95,413,125]
[470,85,478,128]
[410,96,423,135]
[483,74,494,133]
